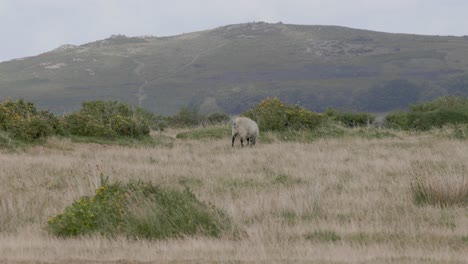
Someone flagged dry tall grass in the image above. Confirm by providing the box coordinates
[0,132,467,263]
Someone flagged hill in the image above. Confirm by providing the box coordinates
[1,22,468,115]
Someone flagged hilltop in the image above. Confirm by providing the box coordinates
[1,22,468,114]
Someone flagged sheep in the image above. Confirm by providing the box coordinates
[232,116,259,147]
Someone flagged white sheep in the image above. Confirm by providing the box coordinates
[232,116,259,147]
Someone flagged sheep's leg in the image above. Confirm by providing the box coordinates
[246,137,250,145]
[232,135,236,147]
[240,138,244,147]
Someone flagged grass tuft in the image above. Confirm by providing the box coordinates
[304,230,341,243]
[411,177,468,207]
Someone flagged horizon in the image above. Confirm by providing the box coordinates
[1,0,468,62]
[1,21,467,63]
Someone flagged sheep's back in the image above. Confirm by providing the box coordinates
[232,117,258,137]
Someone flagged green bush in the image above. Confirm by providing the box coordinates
[384,96,468,130]
[384,111,410,129]
[135,108,167,131]
[168,107,205,128]
[407,109,468,131]
[243,97,325,131]
[207,112,230,124]
[410,96,468,112]
[325,108,375,127]
[0,99,62,142]
[48,177,231,239]
[63,101,150,138]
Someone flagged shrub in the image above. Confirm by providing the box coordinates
[243,97,324,131]
[384,111,410,129]
[325,108,375,127]
[407,109,468,131]
[207,112,230,124]
[168,107,205,128]
[135,108,167,131]
[0,99,61,141]
[63,101,150,138]
[384,96,468,130]
[48,177,231,239]
[410,96,468,112]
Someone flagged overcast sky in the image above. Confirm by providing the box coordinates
[1,0,467,62]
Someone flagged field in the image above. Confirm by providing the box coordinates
[0,127,467,263]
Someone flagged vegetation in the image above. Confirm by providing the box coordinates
[384,96,468,130]
[48,176,231,239]
[411,177,468,207]
[325,108,375,127]
[304,230,342,243]
[4,23,468,115]
[1,131,467,262]
[167,107,206,128]
[63,100,151,138]
[176,125,230,140]
[243,97,325,131]
[167,108,230,128]
[0,98,63,142]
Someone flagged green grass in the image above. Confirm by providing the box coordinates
[304,230,342,243]
[69,134,173,147]
[176,125,230,140]
[262,124,397,143]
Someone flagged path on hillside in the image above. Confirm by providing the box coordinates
[177,42,228,71]
[132,41,228,107]
[132,59,148,107]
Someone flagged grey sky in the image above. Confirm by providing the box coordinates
[1,0,467,62]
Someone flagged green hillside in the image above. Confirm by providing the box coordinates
[1,22,468,115]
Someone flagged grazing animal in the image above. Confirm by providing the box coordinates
[232,117,259,147]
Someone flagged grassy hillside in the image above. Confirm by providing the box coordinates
[0,131,467,262]
[1,22,468,114]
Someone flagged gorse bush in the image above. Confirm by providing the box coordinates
[243,97,324,131]
[63,101,151,138]
[48,177,231,239]
[325,108,375,127]
[0,99,63,141]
